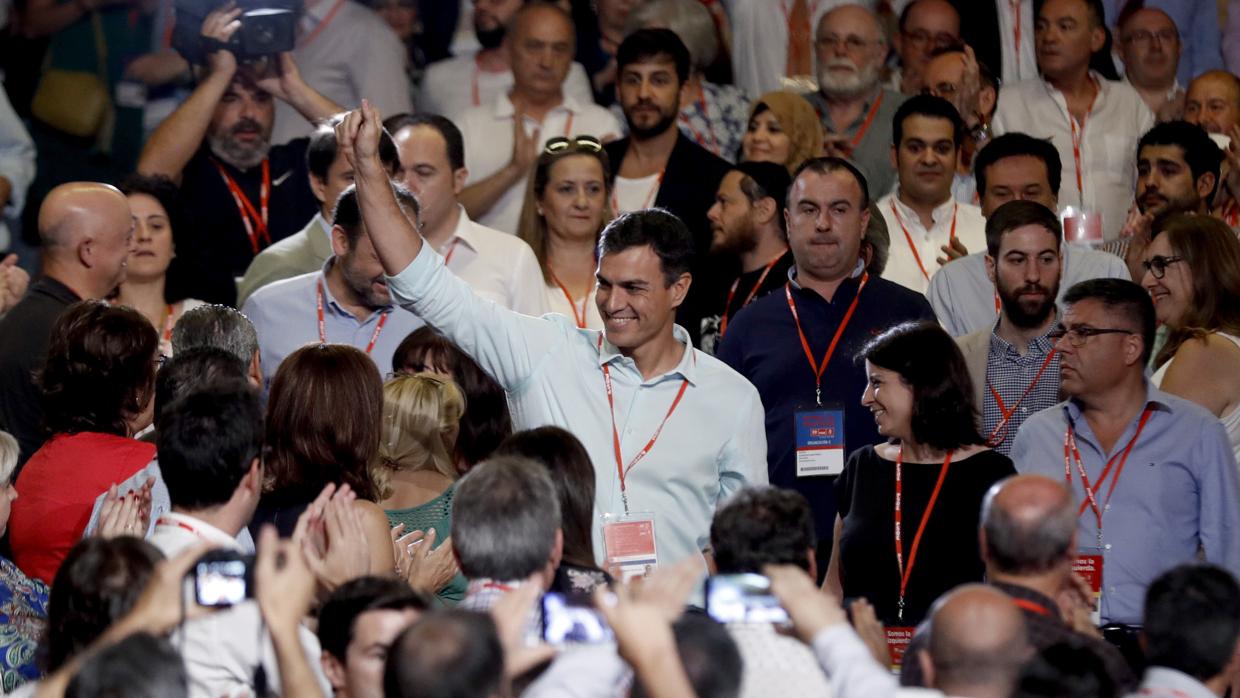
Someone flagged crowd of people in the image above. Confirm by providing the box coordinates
[0,0,1239,695]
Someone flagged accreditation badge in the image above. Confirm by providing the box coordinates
[885,626,915,668]
[794,404,846,477]
[1074,548,1104,626]
[601,512,658,582]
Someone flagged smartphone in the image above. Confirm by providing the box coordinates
[541,592,614,645]
[705,573,789,625]
[193,550,255,607]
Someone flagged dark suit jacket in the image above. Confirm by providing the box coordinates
[604,132,732,345]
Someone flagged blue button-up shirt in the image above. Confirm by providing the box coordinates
[1010,383,1240,625]
[385,242,769,568]
[242,261,425,383]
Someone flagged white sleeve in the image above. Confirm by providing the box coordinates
[508,240,553,317]
[564,63,596,107]
[522,645,632,698]
[0,88,34,218]
[810,625,901,698]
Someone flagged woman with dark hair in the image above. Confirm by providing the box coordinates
[113,174,205,357]
[1142,214,1240,463]
[391,328,514,471]
[515,136,614,330]
[9,302,159,584]
[251,344,395,574]
[826,321,1015,626]
[494,426,611,594]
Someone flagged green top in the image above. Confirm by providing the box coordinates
[386,483,467,606]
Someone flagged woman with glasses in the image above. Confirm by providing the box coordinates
[1141,214,1240,462]
[376,373,468,604]
[516,136,613,330]
[826,321,1014,627]
[740,92,824,174]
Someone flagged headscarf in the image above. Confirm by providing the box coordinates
[747,91,825,174]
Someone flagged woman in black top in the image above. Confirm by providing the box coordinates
[826,321,1015,626]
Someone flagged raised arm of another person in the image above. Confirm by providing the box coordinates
[253,52,343,124]
[256,525,326,698]
[338,103,578,391]
[0,88,34,225]
[458,108,541,220]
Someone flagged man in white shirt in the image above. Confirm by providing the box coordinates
[1117,7,1184,122]
[418,0,594,118]
[457,3,622,235]
[386,113,549,316]
[878,95,987,293]
[888,0,960,95]
[339,101,767,570]
[992,0,1155,241]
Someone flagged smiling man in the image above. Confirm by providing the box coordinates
[337,101,766,572]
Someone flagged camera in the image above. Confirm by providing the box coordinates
[541,592,613,645]
[704,573,789,625]
[171,0,298,64]
[193,549,255,607]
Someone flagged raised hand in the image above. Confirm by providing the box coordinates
[295,483,370,592]
[509,103,542,176]
[0,254,29,315]
[255,524,318,631]
[765,563,848,644]
[253,53,305,105]
[392,525,460,594]
[200,4,243,80]
[335,100,384,173]
[936,236,970,266]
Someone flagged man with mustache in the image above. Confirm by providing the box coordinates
[954,200,1065,455]
[604,29,731,346]
[240,185,425,384]
[419,0,594,118]
[803,4,908,202]
[140,7,342,305]
[875,94,986,294]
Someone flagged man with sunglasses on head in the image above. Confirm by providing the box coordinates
[1010,278,1240,656]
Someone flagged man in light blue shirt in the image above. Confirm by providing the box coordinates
[241,186,424,382]
[336,103,768,570]
[1011,278,1240,626]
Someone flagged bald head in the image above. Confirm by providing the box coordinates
[926,585,1031,695]
[981,475,1077,576]
[1185,70,1240,135]
[508,2,576,100]
[37,182,134,298]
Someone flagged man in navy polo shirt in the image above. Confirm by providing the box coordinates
[717,157,934,561]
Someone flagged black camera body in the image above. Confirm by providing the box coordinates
[172,0,299,64]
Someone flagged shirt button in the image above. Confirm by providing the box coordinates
[1104,544,1112,550]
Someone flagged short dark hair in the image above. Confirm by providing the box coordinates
[598,209,696,286]
[118,173,197,305]
[332,183,420,247]
[632,614,742,698]
[790,156,871,210]
[391,328,513,468]
[383,112,466,171]
[317,576,430,662]
[157,381,263,511]
[1144,564,1240,682]
[1138,120,1224,202]
[616,27,691,84]
[1013,638,1118,698]
[1062,279,1156,364]
[44,537,162,672]
[384,610,504,698]
[859,321,983,450]
[307,113,398,181]
[154,347,247,423]
[66,632,187,698]
[974,133,1063,199]
[892,94,965,149]
[898,0,961,32]
[1034,0,1104,27]
[40,301,158,437]
[984,200,1062,258]
[711,486,815,574]
[170,304,259,366]
[733,160,792,234]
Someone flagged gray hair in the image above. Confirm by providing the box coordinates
[452,456,562,581]
[627,0,718,73]
[980,479,1077,575]
[0,431,17,484]
[170,305,259,366]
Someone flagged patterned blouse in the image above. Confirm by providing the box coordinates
[0,556,48,692]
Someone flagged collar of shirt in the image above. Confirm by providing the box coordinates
[318,259,395,320]
[987,313,1058,358]
[1040,70,1113,116]
[1062,380,1174,435]
[494,92,583,120]
[889,191,957,239]
[443,205,480,256]
[596,324,700,386]
[310,212,332,246]
[1138,667,1218,698]
[33,276,83,305]
[156,512,242,548]
[787,257,865,290]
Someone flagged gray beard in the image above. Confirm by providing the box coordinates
[208,133,272,171]
[817,60,881,100]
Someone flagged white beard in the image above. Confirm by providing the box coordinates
[208,133,272,171]
[817,57,882,99]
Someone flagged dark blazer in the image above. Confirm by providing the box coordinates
[604,132,732,344]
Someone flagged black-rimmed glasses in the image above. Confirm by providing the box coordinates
[1048,325,1135,347]
[1141,255,1183,280]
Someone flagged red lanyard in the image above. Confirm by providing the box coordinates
[549,269,590,328]
[600,335,691,514]
[985,349,1058,447]
[1012,598,1052,617]
[1066,82,1099,199]
[720,250,787,337]
[213,158,271,254]
[160,304,175,344]
[471,55,482,107]
[442,239,461,266]
[300,0,347,47]
[850,92,884,148]
[894,446,954,622]
[316,280,390,355]
[889,200,957,282]
[157,516,210,540]
[784,273,869,406]
[1009,0,1023,76]
[1063,405,1154,541]
[611,170,665,214]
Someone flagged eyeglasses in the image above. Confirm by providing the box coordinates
[543,135,603,155]
[1141,255,1183,279]
[814,34,882,52]
[1048,325,1136,347]
[901,30,958,49]
[922,82,959,98]
[1121,28,1178,47]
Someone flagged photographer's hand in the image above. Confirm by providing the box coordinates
[254,53,343,123]
[201,4,242,81]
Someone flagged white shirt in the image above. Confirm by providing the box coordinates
[387,242,769,567]
[148,511,241,559]
[612,173,662,215]
[729,622,832,698]
[992,73,1155,240]
[996,0,1038,86]
[726,0,857,97]
[544,282,604,330]
[458,93,622,234]
[877,191,988,294]
[437,206,551,316]
[0,86,33,251]
[419,56,595,119]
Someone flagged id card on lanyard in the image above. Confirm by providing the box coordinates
[601,512,659,582]
[794,404,845,477]
[1074,548,1104,626]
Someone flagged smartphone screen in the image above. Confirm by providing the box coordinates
[541,592,614,645]
[705,573,789,625]
[195,559,249,607]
